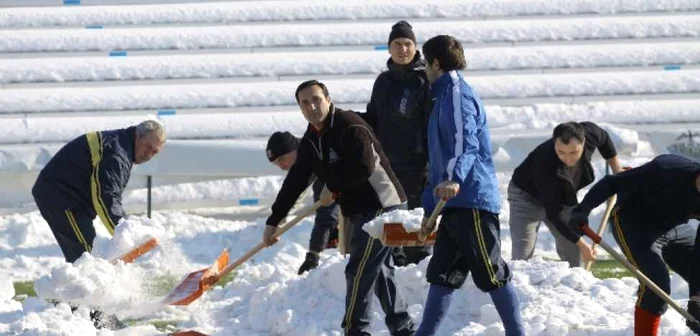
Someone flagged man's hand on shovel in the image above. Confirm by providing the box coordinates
[418,181,459,243]
[263,225,280,246]
[319,185,337,206]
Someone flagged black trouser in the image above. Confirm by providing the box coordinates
[426,207,511,291]
[32,179,95,263]
[342,204,415,336]
[611,209,697,315]
[309,179,340,253]
[392,170,431,266]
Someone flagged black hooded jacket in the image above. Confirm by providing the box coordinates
[364,51,431,174]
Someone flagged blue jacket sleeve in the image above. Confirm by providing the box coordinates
[578,160,659,212]
[445,95,480,185]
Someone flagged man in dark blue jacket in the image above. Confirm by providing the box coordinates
[32,120,166,264]
[570,154,700,335]
[415,35,524,336]
[365,20,432,266]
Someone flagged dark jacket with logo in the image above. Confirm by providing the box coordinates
[364,52,431,175]
[266,106,407,227]
[577,154,700,234]
[511,122,617,243]
[33,127,136,235]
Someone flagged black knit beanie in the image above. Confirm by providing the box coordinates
[388,20,416,45]
[266,131,299,162]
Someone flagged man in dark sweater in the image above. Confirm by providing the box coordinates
[265,131,340,275]
[509,121,622,267]
[262,80,415,335]
[569,154,700,335]
[364,20,432,266]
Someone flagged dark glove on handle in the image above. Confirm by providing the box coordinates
[687,301,700,334]
[297,252,320,275]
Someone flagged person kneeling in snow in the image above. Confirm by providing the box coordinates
[569,154,700,335]
[266,131,342,275]
[263,80,415,335]
[415,35,524,336]
[31,120,166,329]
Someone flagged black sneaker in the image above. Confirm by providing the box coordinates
[90,310,127,330]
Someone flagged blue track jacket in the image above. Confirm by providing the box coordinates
[421,70,501,216]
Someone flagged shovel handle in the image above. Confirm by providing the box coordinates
[426,199,447,229]
[584,194,617,271]
[211,200,324,283]
[580,224,698,324]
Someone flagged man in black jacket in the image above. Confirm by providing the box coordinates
[508,121,621,267]
[263,80,415,335]
[364,20,432,266]
[31,119,166,328]
[569,154,700,335]
[265,131,341,275]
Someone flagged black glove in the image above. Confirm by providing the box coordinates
[297,252,320,275]
[568,206,591,233]
[687,301,700,334]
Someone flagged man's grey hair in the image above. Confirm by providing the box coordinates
[135,120,166,142]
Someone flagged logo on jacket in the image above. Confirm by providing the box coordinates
[328,147,341,164]
[668,131,700,161]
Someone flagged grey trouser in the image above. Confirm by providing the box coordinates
[508,182,581,268]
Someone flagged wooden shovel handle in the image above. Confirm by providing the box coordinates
[584,194,617,271]
[425,199,447,230]
[211,200,323,283]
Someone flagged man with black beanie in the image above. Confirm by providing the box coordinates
[365,20,432,266]
[266,131,340,275]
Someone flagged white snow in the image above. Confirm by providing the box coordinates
[2,0,699,28]
[363,208,426,239]
[2,42,699,84]
[1,1,699,335]
[1,15,698,53]
[2,70,698,114]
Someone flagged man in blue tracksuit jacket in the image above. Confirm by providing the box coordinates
[415,35,524,336]
[569,154,700,335]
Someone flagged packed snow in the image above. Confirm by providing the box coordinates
[2,70,698,114]
[2,42,699,85]
[1,15,698,53]
[2,0,700,28]
[2,0,700,335]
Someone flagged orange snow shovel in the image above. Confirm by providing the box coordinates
[382,199,446,247]
[161,200,323,306]
[110,237,159,264]
[580,224,699,325]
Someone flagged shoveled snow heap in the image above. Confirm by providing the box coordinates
[362,208,427,239]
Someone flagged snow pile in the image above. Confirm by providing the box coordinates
[362,208,426,239]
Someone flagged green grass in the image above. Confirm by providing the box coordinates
[13,280,36,299]
[589,259,634,279]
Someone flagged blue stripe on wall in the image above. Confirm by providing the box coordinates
[108,51,127,57]
[86,25,103,29]
[239,199,260,206]
[374,45,388,51]
[664,65,681,71]
[157,110,176,116]
[63,0,80,5]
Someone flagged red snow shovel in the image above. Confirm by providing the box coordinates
[580,224,699,324]
[382,199,446,247]
[161,200,323,306]
[110,237,159,264]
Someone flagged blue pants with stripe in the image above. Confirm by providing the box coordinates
[32,179,95,263]
[426,208,511,291]
[342,203,415,336]
[611,209,697,315]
